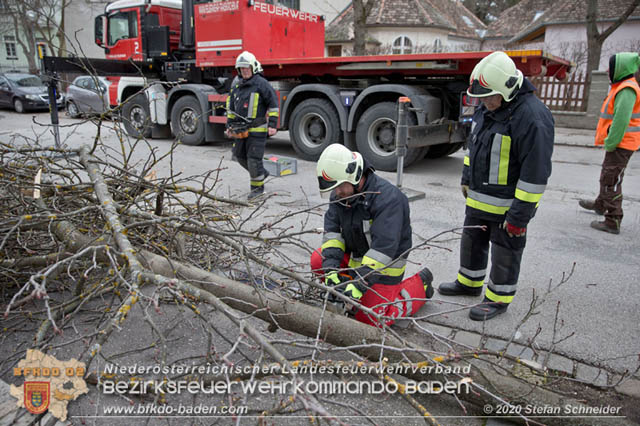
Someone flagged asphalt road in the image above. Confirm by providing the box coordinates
[1,110,638,380]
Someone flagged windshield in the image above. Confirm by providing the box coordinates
[108,10,138,45]
[7,75,43,87]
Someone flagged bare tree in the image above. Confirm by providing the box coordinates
[586,0,640,75]
[352,0,375,56]
[1,0,70,74]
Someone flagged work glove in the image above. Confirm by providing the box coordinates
[342,283,363,300]
[461,184,469,199]
[325,271,350,286]
[502,220,526,237]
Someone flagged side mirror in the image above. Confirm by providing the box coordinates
[94,15,106,48]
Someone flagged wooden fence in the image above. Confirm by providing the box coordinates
[529,73,589,112]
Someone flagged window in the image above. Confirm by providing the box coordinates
[4,35,17,59]
[328,45,342,57]
[392,36,412,55]
[433,38,442,53]
[108,10,138,45]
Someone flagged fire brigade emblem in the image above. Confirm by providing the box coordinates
[24,382,50,414]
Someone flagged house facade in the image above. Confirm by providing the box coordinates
[325,0,485,57]
[484,0,640,72]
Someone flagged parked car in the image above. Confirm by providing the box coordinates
[66,76,112,118]
[0,72,64,113]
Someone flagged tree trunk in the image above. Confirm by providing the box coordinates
[352,0,367,56]
[135,249,634,426]
[586,0,640,77]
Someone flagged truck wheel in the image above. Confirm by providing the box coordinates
[425,142,463,159]
[355,102,424,172]
[122,94,152,138]
[290,98,342,161]
[171,96,205,146]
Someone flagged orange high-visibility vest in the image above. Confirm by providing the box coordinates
[595,77,640,151]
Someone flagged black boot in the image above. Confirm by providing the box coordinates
[419,267,434,298]
[590,220,620,234]
[578,199,604,215]
[248,186,264,200]
[469,298,508,321]
[438,280,482,296]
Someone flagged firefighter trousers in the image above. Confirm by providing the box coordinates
[232,133,269,190]
[594,147,634,228]
[457,216,526,305]
[310,249,426,327]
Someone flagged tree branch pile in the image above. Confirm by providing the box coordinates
[0,135,637,425]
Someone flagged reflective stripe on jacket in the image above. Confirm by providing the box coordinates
[595,77,640,152]
[321,172,412,288]
[461,77,554,228]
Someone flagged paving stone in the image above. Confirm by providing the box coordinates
[615,378,640,398]
[544,353,574,374]
[454,330,482,348]
[484,338,507,353]
[422,323,454,339]
[505,343,534,360]
[576,363,607,387]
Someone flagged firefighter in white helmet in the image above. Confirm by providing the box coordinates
[226,51,279,199]
[312,143,434,327]
[438,51,555,320]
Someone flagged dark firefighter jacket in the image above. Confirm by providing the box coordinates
[321,170,412,290]
[226,73,279,134]
[461,77,554,228]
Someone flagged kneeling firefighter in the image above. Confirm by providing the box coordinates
[226,51,280,199]
[311,144,434,327]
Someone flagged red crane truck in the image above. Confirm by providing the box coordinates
[44,0,572,171]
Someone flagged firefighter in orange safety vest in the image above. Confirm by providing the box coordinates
[579,52,640,234]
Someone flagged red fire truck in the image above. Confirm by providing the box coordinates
[46,0,572,171]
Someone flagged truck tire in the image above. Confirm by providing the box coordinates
[171,96,205,146]
[290,98,342,161]
[425,142,463,159]
[355,102,424,172]
[122,93,152,138]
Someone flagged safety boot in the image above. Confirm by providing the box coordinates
[419,267,434,299]
[248,186,265,200]
[578,199,604,215]
[438,280,482,297]
[590,220,620,235]
[469,298,508,321]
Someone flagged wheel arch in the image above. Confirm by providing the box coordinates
[347,84,442,131]
[167,84,219,142]
[281,84,346,131]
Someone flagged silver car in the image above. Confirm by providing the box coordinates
[66,76,112,117]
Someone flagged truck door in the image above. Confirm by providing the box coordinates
[105,8,143,60]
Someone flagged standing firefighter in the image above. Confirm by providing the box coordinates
[226,51,279,199]
[579,52,640,234]
[311,144,434,327]
[438,51,554,321]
